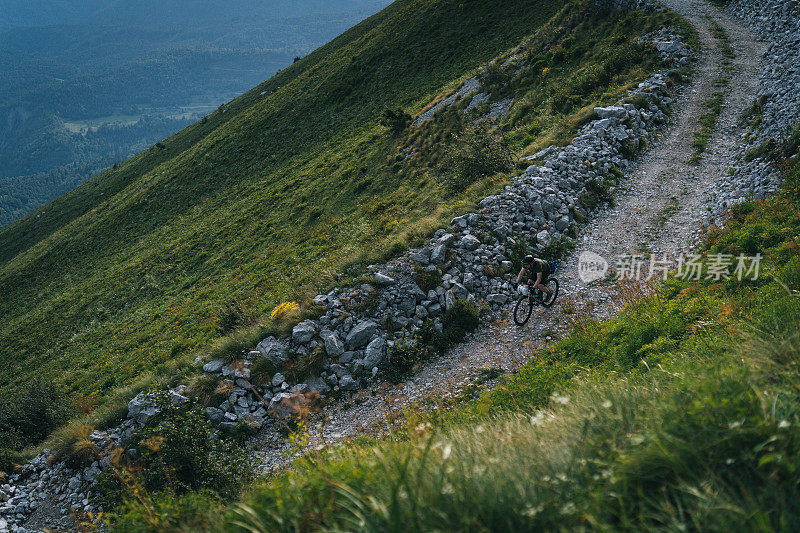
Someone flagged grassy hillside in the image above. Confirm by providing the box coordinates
[0,0,686,432]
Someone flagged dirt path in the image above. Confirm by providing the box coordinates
[253,0,766,469]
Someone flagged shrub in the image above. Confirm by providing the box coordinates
[442,299,480,337]
[107,490,224,533]
[439,125,514,192]
[249,357,279,387]
[380,108,412,134]
[416,299,481,354]
[413,265,442,293]
[269,301,299,322]
[479,61,514,93]
[133,403,254,498]
[184,375,228,407]
[0,379,71,462]
[385,334,431,383]
[215,298,256,336]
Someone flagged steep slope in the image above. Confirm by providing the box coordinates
[0,0,669,406]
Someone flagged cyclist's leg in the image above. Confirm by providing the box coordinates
[541,266,552,294]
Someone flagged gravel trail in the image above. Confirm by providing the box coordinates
[248,0,768,466]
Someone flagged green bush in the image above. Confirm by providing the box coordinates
[413,265,442,293]
[109,490,224,533]
[385,299,481,381]
[380,108,412,134]
[385,334,431,383]
[416,299,481,354]
[0,380,71,469]
[439,125,514,192]
[215,298,257,336]
[479,61,514,93]
[133,403,254,498]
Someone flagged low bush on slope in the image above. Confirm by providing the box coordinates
[216,127,800,531]
[0,0,691,449]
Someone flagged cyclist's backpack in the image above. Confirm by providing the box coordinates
[548,260,559,274]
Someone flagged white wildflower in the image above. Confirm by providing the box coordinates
[560,502,576,515]
[530,412,547,427]
[441,483,454,495]
[551,393,570,405]
[779,420,790,428]
[522,504,543,517]
[729,420,743,429]
[602,400,612,408]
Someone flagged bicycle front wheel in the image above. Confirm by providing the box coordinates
[513,295,534,326]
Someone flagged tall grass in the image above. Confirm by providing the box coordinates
[230,313,800,531]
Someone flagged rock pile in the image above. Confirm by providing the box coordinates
[707,0,800,221]
[0,388,198,532]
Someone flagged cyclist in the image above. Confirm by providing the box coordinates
[516,254,553,303]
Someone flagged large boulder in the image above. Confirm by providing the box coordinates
[594,105,627,119]
[460,234,481,251]
[338,374,359,391]
[431,244,447,264]
[320,329,345,357]
[397,293,417,316]
[127,396,157,424]
[269,392,298,418]
[256,337,290,366]
[346,320,378,349]
[202,358,225,374]
[487,293,509,305]
[205,407,226,424]
[304,376,331,395]
[271,372,286,388]
[536,230,551,246]
[450,281,470,300]
[374,272,395,285]
[363,337,386,368]
[292,320,317,344]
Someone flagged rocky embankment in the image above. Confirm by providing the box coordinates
[707,0,800,221]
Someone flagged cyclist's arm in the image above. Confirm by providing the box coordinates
[515,267,526,284]
[532,272,543,289]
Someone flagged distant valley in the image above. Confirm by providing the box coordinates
[0,0,390,226]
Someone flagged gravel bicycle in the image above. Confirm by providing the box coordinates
[513,262,560,326]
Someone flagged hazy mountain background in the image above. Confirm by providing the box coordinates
[0,0,391,225]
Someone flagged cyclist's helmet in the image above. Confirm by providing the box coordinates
[523,255,535,266]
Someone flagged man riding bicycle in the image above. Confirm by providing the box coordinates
[516,255,553,303]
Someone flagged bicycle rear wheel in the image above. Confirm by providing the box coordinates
[513,294,534,326]
[541,278,560,308]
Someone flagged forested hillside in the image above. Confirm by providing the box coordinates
[0,0,390,225]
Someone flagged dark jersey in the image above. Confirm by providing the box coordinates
[525,258,550,282]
